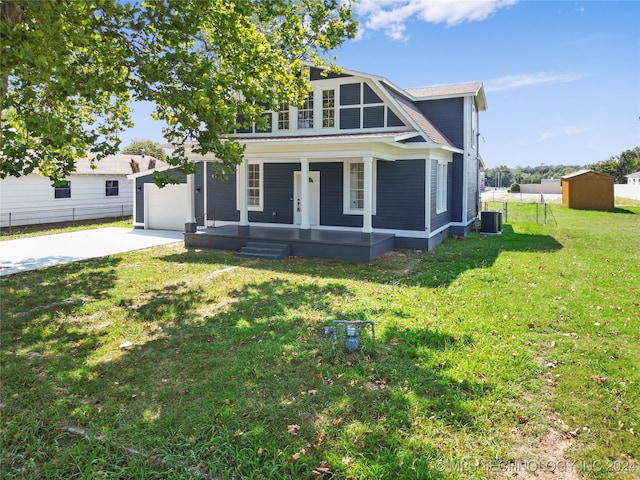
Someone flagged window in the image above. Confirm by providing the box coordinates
[297,92,314,129]
[248,163,261,208]
[54,181,71,199]
[343,161,377,215]
[322,89,335,128]
[472,103,477,148]
[436,161,448,213]
[105,180,119,197]
[278,102,289,130]
[349,162,364,210]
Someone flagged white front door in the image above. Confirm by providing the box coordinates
[293,171,320,226]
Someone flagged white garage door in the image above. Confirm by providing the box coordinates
[145,184,188,231]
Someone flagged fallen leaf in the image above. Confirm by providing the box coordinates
[257,448,264,456]
[287,424,301,436]
[333,417,343,425]
[286,448,306,463]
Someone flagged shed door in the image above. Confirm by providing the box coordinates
[145,184,188,230]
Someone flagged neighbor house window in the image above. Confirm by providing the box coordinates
[436,161,448,213]
[322,89,335,128]
[248,163,261,208]
[297,92,314,128]
[278,102,289,130]
[54,181,71,199]
[105,180,119,197]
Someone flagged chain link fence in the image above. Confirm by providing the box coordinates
[1,204,132,235]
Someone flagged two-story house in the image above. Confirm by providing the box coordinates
[130,64,486,260]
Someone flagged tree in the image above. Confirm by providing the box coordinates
[121,139,166,161]
[590,147,640,183]
[1,0,357,184]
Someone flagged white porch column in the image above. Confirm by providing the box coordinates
[238,158,249,226]
[300,157,310,230]
[363,156,373,234]
[185,173,197,232]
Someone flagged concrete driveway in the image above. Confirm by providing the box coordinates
[0,227,184,276]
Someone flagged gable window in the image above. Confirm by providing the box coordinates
[54,181,71,199]
[248,163,261,208]
[298,92,314,129]
[322,89,335,128]
[278,102,290,130]
[436,161,448,213]
[105,180,119,197]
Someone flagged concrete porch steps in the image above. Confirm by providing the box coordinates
[237,242,291,260]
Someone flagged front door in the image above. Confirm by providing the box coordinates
[293,171,320,226]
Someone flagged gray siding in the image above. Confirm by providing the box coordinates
[451,153,463,223]
[363,106,385,128]
[415,98,464,149]
[206,172,239,222]
[317,162,362,228]
[374,159,425,231]
[340,108,360,130]
[387,107,405,127]
[363,83,382,104]
[429,159,453,231]
[340,83,361,105]
[249,163,297,224]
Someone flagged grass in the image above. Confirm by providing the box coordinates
[0,217,133,240]
[1,205,638,479]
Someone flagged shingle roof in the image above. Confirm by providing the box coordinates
[75,155,169,175]
[406,82,487,110]
[387,91,456,148]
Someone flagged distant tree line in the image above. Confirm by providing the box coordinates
[484,147,640,187]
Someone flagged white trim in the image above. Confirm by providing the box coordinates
[343,159,377,215]
[236,160,263,213]
[424,158,430,232]
[436,160,448,214]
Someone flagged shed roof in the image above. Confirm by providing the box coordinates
[625,171,640,178]
[561,169,613,180]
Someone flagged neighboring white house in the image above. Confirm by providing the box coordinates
[626,171,640,185]
[0,154,166,228]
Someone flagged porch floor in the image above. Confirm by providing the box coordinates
[184,225,395,261]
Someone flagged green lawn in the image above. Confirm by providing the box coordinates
[1,205,638,479]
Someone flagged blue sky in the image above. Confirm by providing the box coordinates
[121,0,640,169]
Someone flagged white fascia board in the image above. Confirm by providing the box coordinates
[127,164,175,180]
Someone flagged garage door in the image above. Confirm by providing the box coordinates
[145,184,188,231]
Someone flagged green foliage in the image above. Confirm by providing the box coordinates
[121,138,166,161]
[590,147,640,183]
[0,0,357,183]
[509,182,520,192]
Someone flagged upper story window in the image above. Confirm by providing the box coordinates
[298,92,314,129]
[54,181,71,199]
[278,102,290,130]
[322,89,335,128]
[105,180,119,197]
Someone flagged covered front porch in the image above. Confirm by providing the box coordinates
[184,225,395,261]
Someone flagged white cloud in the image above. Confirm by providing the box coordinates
[484,72,587,92]
[539,126,590,141]
[355,0,518,40]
